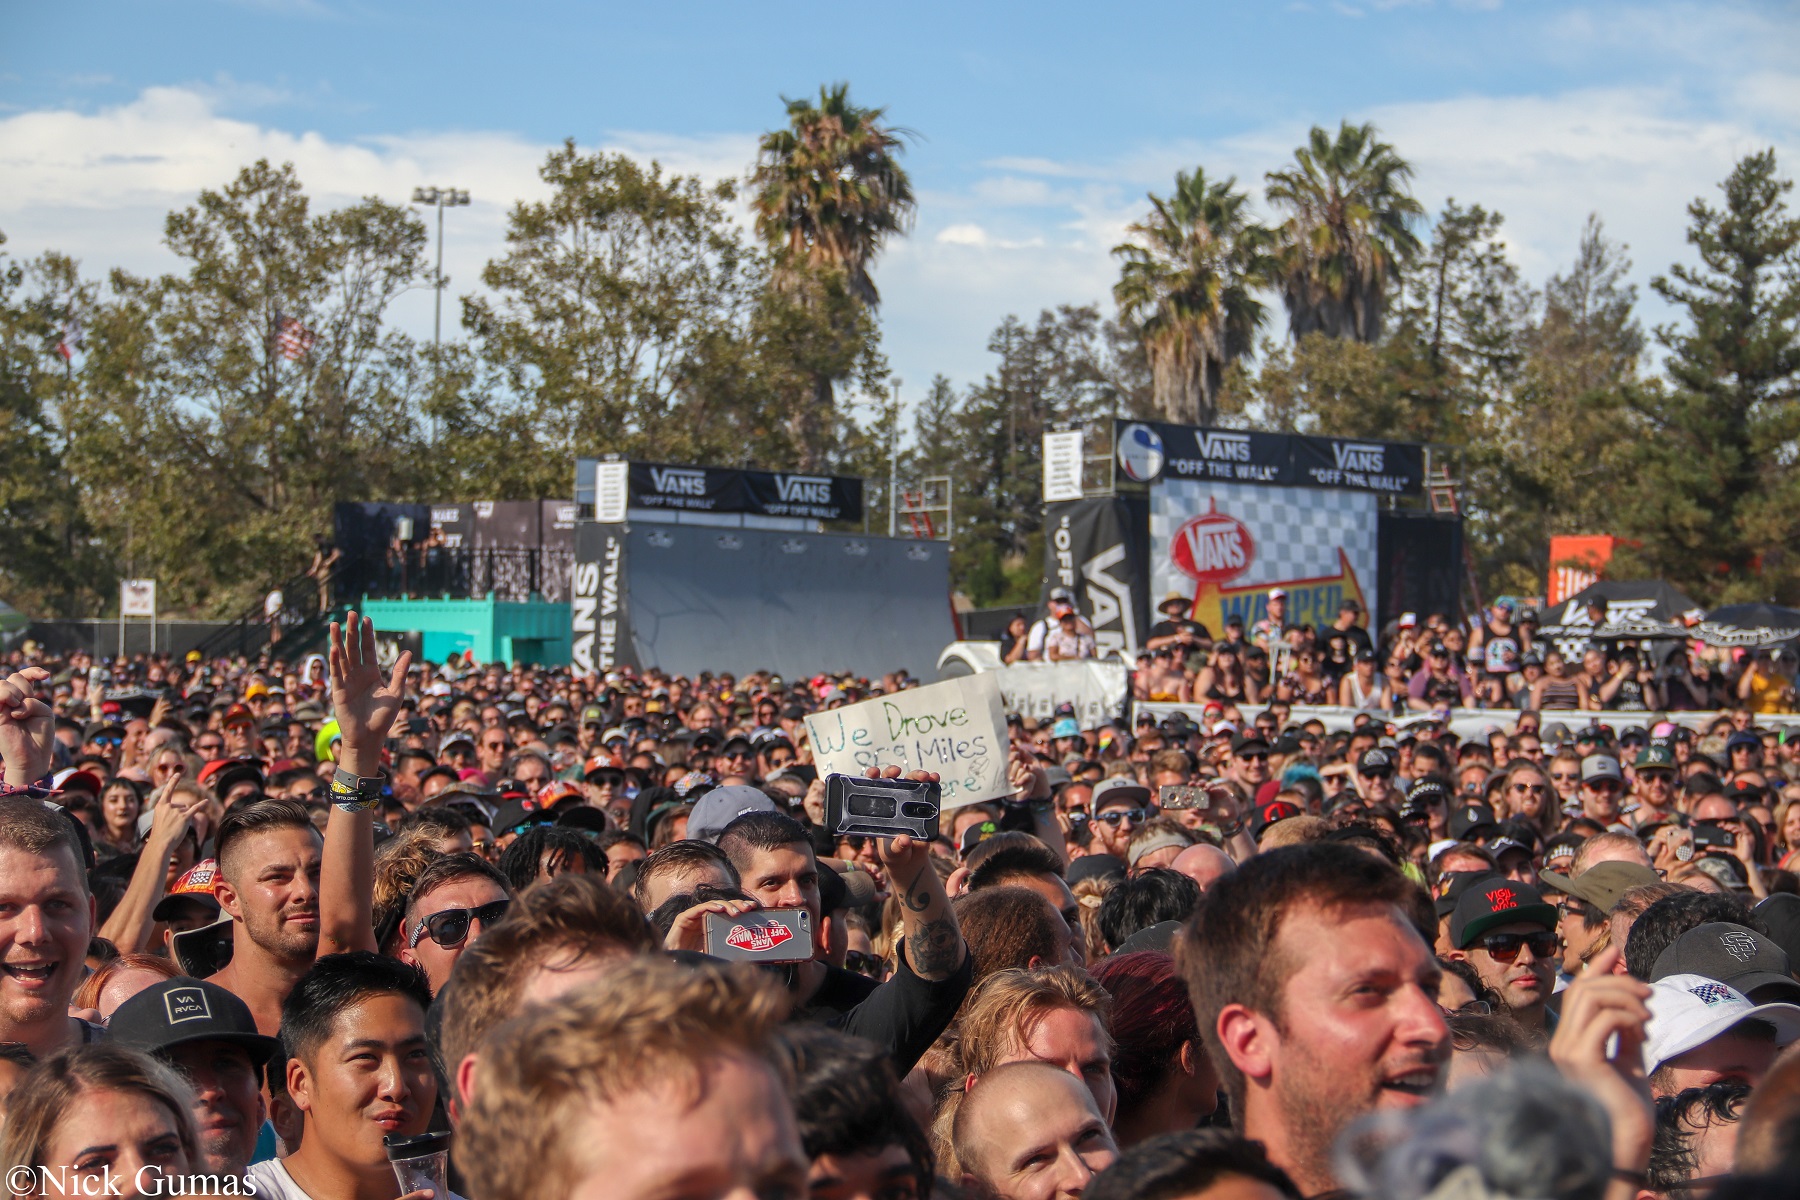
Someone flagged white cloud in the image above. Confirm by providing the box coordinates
[1,74,1796,416]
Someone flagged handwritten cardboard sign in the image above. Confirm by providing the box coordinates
[804,674,1009,809]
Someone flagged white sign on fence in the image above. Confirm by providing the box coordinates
[804,673,1009,809]
[594,460,630,523]
[991,660,1129,730]
[120,579,157,617]
[1042,430,1085,503]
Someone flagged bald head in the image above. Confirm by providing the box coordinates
[1571,830,1652,876]
[1171,843,1237,893]
[955,1061,1117,1199]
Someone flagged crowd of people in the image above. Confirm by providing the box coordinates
[1,607,1800,1200]
[1116,591,1799,715]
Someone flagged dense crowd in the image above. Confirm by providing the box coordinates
[1,608,1799,1200]
[1101,591,1800,714]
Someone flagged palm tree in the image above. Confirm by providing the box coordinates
[1112,168,1272,426]
[751,83,915,308]
[1265,120,1423,342]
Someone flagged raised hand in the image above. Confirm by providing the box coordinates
[1548,946,1654,1186]
[328,611,411,779]
[0,666,55,786]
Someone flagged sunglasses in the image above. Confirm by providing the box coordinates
[1511,782,1548,794]
[1584,780,1622,793]
[409,899,511,949]
[1094,808,1146,826]
[844,950,884,978]
[1238,752,1269,763]
[1479,931,1559,963]
[289,786,326,803]
[1360,769,1394,781]
[91,735,123,747]
[1550,772,1579,782]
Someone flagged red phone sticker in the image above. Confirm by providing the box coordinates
[725,921,794,952]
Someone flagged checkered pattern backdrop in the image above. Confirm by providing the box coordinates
[1150,478,1378,614]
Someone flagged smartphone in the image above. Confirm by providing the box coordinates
[1159,782,1239,827]
[825,774,941,841]
[1157,785,1208,810]
[703,907,814,963]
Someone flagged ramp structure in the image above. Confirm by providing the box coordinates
[573,522,954,681]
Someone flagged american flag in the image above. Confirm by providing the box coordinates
[275,313,316,361]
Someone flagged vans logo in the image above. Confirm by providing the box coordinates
[649,467,707,496]
[1195,431,1252,461]
[775,475,833,505]
[725,921,793,952]
[1333,442,1385,473]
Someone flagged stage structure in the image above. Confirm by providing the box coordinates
[1043,421,1455,657]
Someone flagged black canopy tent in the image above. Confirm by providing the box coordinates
[1533,580,1699,646]
[1694,602,1800,649]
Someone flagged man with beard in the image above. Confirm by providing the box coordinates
[110,976,278,1180]
[1352,748,1401,811]
[209,798,324,1036]
[1445,877,1559,1033]
[1177,843,1448,1197]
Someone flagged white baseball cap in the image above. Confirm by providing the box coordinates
[1642,973,1800,1074]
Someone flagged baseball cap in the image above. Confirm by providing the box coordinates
[955,820,1001,858]
[1726,730,1762,752]
[1434,870,1500,920]
[687,784,779,843]
[1536,860,1658,913]
[1642,974,1800,1075]
[108,977,279,1067]
[1399,612,1418,628]
[1580,755,1623,785]
[1756,894,1800,967]
[1634,743,1677,770]
[1650,923,1800,1005]
[1400,778,1449,819]
[1356,748,1394,776]
[1052,717,1081,739]
[579,704,606,726]
[1448,802,1500,843]
[1450,878,1557,948]
[1091,777,1151,812]
[1249,800,1302,842]
[1268,588,1287,600]
[1048,587,1076,604]
[152,859,223,923]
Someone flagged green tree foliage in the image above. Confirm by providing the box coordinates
[750,84,912,466]
[1266,120,1424,343]
[1113,168,1271,426]
[63,160,430,615]
[0,238,107,616]
[1611,150,1800,601]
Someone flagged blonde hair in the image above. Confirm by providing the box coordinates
[0,1045,198,1177]
[72,953,180,1013]
[455,958,789,1200]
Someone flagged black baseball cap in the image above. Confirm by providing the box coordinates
[1250,800,1303,841]
[1451,878,1556,948]
[108,977,279,1068]
[1434,870,1500,920]
[1400,777,1448,816]
[1356,748,1394,776]
[1650,922,1800,1005]
[1232,732,1270,756]
[1449,802,1501,843]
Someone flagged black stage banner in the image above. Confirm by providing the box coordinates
[1041,496,1151,658]
[1114,420,1425,496]
[627,462,863,522]
[572,522,634,674]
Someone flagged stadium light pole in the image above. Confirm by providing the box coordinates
[888,378,901,539]
[411,186,471,353]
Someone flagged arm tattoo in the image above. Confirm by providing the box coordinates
[909,916,962,977]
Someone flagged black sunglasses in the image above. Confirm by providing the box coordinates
[1479,931,1558,963]
[844,950,883,978]
[409,898,511,949]
[1094,808,1146,826]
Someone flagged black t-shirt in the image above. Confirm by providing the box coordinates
[799,940,974,1075]
[1334,623,1374,659]
[1149,618,1212,643]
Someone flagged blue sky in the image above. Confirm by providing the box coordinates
[3,0,1797,419]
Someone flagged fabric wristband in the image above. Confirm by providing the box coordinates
[330,768,383,812]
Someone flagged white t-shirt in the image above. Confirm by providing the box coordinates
[248,1158,465,1200]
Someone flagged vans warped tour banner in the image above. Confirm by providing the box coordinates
[1041,497,1151,658]
[622,462,864,522]
[1114,420,1425,496]
[1115,420,1417,636]
[571,523,634,674]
